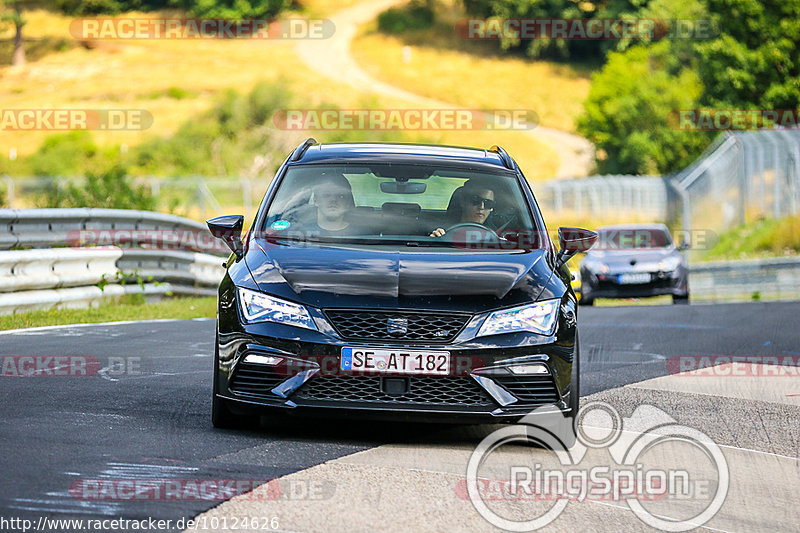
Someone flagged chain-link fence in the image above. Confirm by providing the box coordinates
[5,129,800,233]
[536,175,670,223]
[672,130,800,235]
[1,175,262,223]
[536,130,800,236]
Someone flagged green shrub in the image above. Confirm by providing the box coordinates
[38,165,156,210]
[377,0,435,34]
[27,131,123,177]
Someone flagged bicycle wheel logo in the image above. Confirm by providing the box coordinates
[464,402,729,531]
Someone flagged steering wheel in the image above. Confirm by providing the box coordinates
[444,222,500,244]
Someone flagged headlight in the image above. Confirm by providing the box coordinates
[478,300,559,337]
[658,256,682,271]
[582,258,608,273]
[237,287,317,330]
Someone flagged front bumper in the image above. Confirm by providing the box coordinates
[216,309,577,424]
[581,267,688,299]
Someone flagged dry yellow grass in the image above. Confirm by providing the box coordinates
[0,7,558,180]
[0,10,411,159]
[351,31,591,134]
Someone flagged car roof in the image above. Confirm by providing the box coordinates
[291,142,515,171]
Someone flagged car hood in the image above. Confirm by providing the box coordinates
[245,238,558,312]
[585,248,678,268]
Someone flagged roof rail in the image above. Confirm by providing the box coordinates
[290,138,318,162]
[488,145,515,170]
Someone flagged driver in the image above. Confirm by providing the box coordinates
[308,173,362,236]
[429,181,495,237]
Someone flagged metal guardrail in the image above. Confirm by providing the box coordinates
[0,208,228,255]
[0,247,121,293]
[688,256,800,301]
[0,209,226,314]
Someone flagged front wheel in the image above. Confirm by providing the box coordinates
[560,332,580,448]
[672,293,689,304]
[211,341,258,429]
[212,393,258,429]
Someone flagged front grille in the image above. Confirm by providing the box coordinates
[596,277,674,292]
[228,362,286,399]
[324,309,470,342]
[493,375,560,406]
[292,376,494,406]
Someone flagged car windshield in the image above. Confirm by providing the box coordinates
[597,228,673,249]
[261,164,541,249]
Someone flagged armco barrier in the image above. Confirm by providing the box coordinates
[689,256,800,301]
[0,247,121,293]
[0,283,215,315]
[116,249,224,288]
[0,208,227,255]
[0,208,226,314]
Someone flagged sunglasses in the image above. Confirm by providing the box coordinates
[318,192,348,201]
[468,195,496,210]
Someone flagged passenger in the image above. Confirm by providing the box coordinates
[430,180,496,237]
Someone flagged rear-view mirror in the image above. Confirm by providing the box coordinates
[380,181,427,194]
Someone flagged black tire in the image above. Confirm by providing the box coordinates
[211,342,258,429]
[560,332,580,448]
[672,293,689,304]
[578,297,594,306]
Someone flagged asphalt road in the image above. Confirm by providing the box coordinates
[0,302,798,532]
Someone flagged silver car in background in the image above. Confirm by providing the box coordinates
[579,223,689,305]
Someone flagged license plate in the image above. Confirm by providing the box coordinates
[341,347,450,375]
[617,273,651,284]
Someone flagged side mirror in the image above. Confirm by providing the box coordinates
[207,215,244,260]
[677,241,690,251]
[556,227,598,268]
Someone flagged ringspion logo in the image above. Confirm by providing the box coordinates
[0,109,152,131]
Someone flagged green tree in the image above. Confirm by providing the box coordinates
[577,41,710,174]
[54,0,180,15]
[187,0,290,19]
[1,0,30,66]
[695,0,800,109]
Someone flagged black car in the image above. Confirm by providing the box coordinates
[579,223,689,305]
[206,139,597,438]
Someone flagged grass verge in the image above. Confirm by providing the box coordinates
[0,296,216,331]
[703,215,800,261]
[351,2,592,134]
